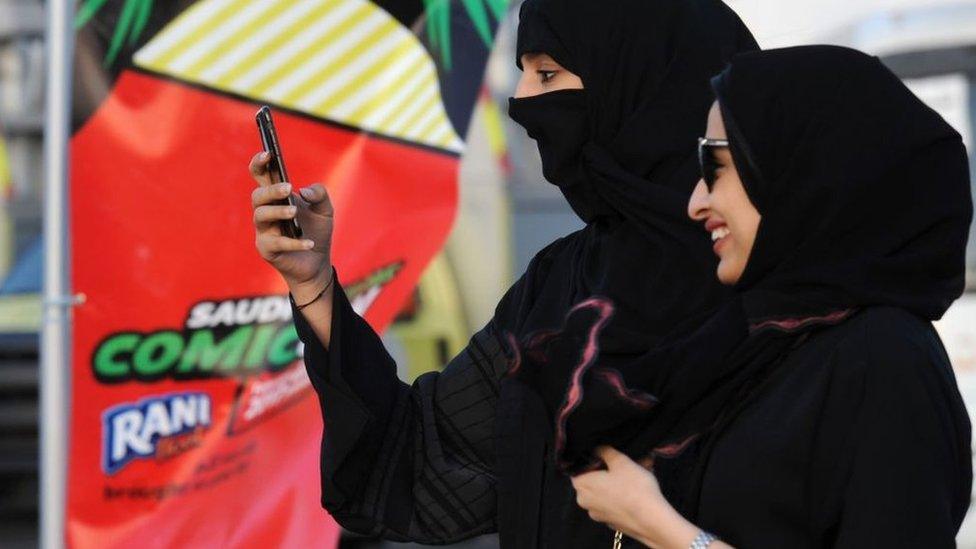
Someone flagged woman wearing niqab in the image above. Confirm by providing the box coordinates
[287,0,759,547]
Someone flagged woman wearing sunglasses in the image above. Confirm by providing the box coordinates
[515,46,972,547]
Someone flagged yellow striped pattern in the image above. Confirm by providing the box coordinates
[134,0,463,152]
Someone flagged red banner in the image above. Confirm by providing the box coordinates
[66,0,507,546]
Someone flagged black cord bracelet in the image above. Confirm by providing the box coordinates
[295,268,336,311]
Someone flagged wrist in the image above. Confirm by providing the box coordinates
[289,265,333,304]
[633,495,699,549]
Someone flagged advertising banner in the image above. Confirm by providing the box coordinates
[67,0,509,546]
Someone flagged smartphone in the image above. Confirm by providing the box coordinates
[256,105,302,239]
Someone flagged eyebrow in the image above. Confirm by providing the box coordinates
[522,52,557,66]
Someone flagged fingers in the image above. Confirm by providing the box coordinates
[574,481,599,518]
[254,204,297,229]
[574,484,589,508]
[249,151,274,186]
[252,182,292,209]
[570,470,604,492]
[255,233,315,260]
[298,183,334,217]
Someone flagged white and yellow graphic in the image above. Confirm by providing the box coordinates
[134,0,464,152]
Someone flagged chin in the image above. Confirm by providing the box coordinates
[716,262,741,286]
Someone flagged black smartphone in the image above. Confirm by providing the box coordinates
[256,105,302,239]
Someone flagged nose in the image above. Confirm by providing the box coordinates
[514,70,537,99]
[687,179,710,222]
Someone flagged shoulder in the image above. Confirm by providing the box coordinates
[511,230,585,292]
[785,308,968,461]
[491,230,585,326]
[839,306,943,365]
[846,306,933,340]
[531,229,586,265]
[808,306,934,356]
[806,306,957,397]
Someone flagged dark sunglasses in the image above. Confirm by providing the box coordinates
[698,137,729,189]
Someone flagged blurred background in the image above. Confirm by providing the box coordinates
[1,0,975,547]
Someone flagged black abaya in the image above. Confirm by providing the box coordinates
[695,308,970,548]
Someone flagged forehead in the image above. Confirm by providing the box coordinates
[520,52,559,66]
[706,101,728,139]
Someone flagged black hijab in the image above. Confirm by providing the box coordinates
[496,0,759,362]
[514,45,972,496]
[716,46,972,320]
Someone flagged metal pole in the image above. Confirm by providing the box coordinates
[40,0,75,547]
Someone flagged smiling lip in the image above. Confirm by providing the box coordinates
[712,233,730,255]
[704,218,724,233]
[704,218,730,255]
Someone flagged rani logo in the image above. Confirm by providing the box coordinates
[101,392,212,475]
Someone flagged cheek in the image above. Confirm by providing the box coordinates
[710,196,754,283]
[724,213,760,285]
[728,224,755,268]
[720,191,760,254]
[735,208,761,255]
[744,218,760,254]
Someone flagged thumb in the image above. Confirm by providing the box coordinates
[596,446,626,468]
[299,183,334,217]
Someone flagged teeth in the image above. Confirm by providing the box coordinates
[711,227,730,242]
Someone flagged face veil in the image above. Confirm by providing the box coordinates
[508,89,597,220]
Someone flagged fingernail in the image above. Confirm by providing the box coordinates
[280,183,292,193]
[287,206,297,216]
[261,152,270,161]
[303,240,315,249]
[299,187,313,199]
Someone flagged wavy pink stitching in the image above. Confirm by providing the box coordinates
[552,297,615,463]
[651,434,699,459]
[505,333,522,376]
[526,330,558,364]
[593,369,658,410]
[749,308,855,333]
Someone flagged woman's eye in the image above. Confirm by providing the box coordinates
[538,70,557,83]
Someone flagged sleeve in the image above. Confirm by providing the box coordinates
[292,270,515,544]
[830,314,972,548]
